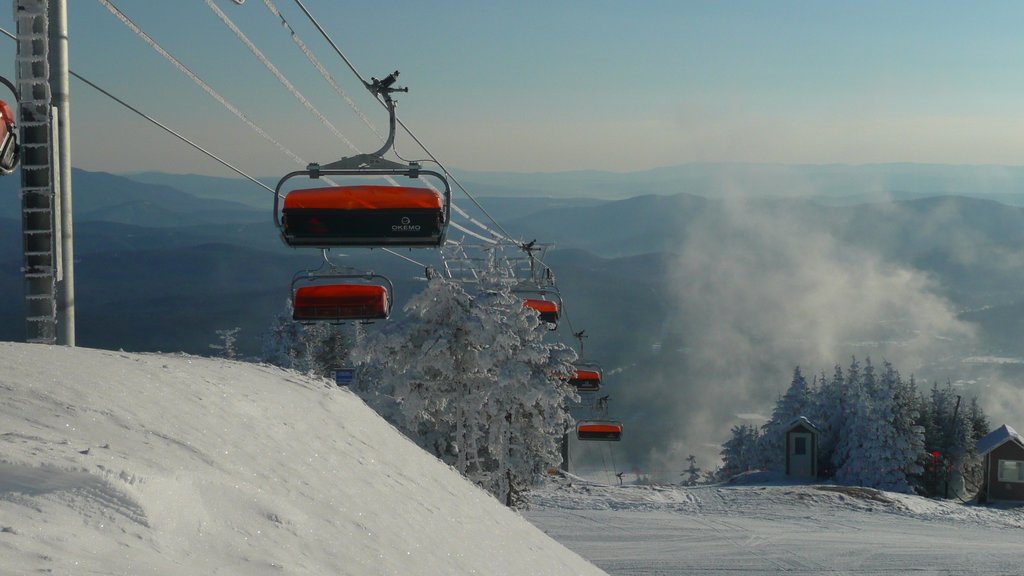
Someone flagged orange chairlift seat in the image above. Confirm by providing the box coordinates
[280,184,445,248]
[568,367,602,392]
[292,283,390,322]
[523,297,559,324]
[576,420,623,442]
[290,262,395,322]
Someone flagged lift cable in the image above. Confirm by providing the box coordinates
[259,0,387,149]
[95,0,324,186]
[203,0,363,157]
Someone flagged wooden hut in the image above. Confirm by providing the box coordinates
[785,416,819,479]
[976,424,1024,504]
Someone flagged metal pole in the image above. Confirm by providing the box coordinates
[49,0,73,345]
[560,431,570,473]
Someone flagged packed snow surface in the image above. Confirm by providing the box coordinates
[525,472,1024,575]
[0,342,605,576]
[8,341,1024,576]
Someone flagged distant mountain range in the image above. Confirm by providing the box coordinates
[2,167,1024,353]
[129,162,1024,204]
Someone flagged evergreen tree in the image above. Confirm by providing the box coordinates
[681,455,702,486]
[962,396,990,494]
[811,365,844,477]
[833,357,864,477]
[210,327,241,360]
[889,366,926,492]
[759,366,811,471]
[738,358,987,497]
[260,300,352,378]
[351,273,577,506]
[719,424,762,480]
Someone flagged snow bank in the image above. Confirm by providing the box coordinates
[0,342,606,576]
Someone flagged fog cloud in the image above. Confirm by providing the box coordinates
[623,194,980,478]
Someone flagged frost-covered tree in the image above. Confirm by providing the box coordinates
[759,366,812,471]
[681,454,702,486]
[260,299,352,378]
[833,357,864,477]
[835,358,922,492]
[210,327,241,360]
[352,273,577,506]
[811,365,845,476]
[737,358,986,496]
[888,364,926,491]
[719,424,762,480]
[918,381,988,498]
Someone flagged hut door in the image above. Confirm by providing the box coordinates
[789,432,813,477]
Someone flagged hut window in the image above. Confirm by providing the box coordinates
[997,460,1024,483]
[794,436,807,455]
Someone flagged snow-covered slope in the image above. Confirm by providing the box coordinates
[526,473,1024,575]
[0,342,606,576]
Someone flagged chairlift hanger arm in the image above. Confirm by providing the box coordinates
[360,70,406,163]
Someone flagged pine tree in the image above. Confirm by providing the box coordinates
[833,357,863,477]
[719,424,761,480]
[259,300,352,378]
[210,327,241,360]
[681,454,702,486]
[888,365,925,492]
[812,365,844,477]
[351,273,577,506]
[759,366,811,471]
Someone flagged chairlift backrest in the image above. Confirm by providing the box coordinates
[568,367,602,392]
[522,297,559,325]
[576,420,623,442]
[280,184,445,248]
[291,269,394,322]
[292,283,390,322]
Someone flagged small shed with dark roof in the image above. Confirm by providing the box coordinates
[785,416,819,479]
[976,424,1024,504]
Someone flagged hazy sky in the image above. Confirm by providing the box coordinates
[2,1,1024,177]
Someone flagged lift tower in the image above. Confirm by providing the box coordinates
[15,0,73,345]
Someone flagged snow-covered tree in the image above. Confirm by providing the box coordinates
[681,454,702,486]
[811,365,845,477]
[719,424,762,480]
[887,364,926,491]
[352,272,577,506]
[735,358,986,497]
[759,366,812,471]
[833,357,864,477]
[918,381,988,498]
[210,327,241,360]
[260,299,352,378]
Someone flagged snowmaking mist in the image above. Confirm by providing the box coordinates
[613,189,988,479]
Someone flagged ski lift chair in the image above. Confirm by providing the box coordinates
[273,70,451,249]
[291,265,394,323]
[576,420,623,442]
[568,364,603,392]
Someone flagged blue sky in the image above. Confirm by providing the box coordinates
[2,1,1024,176]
